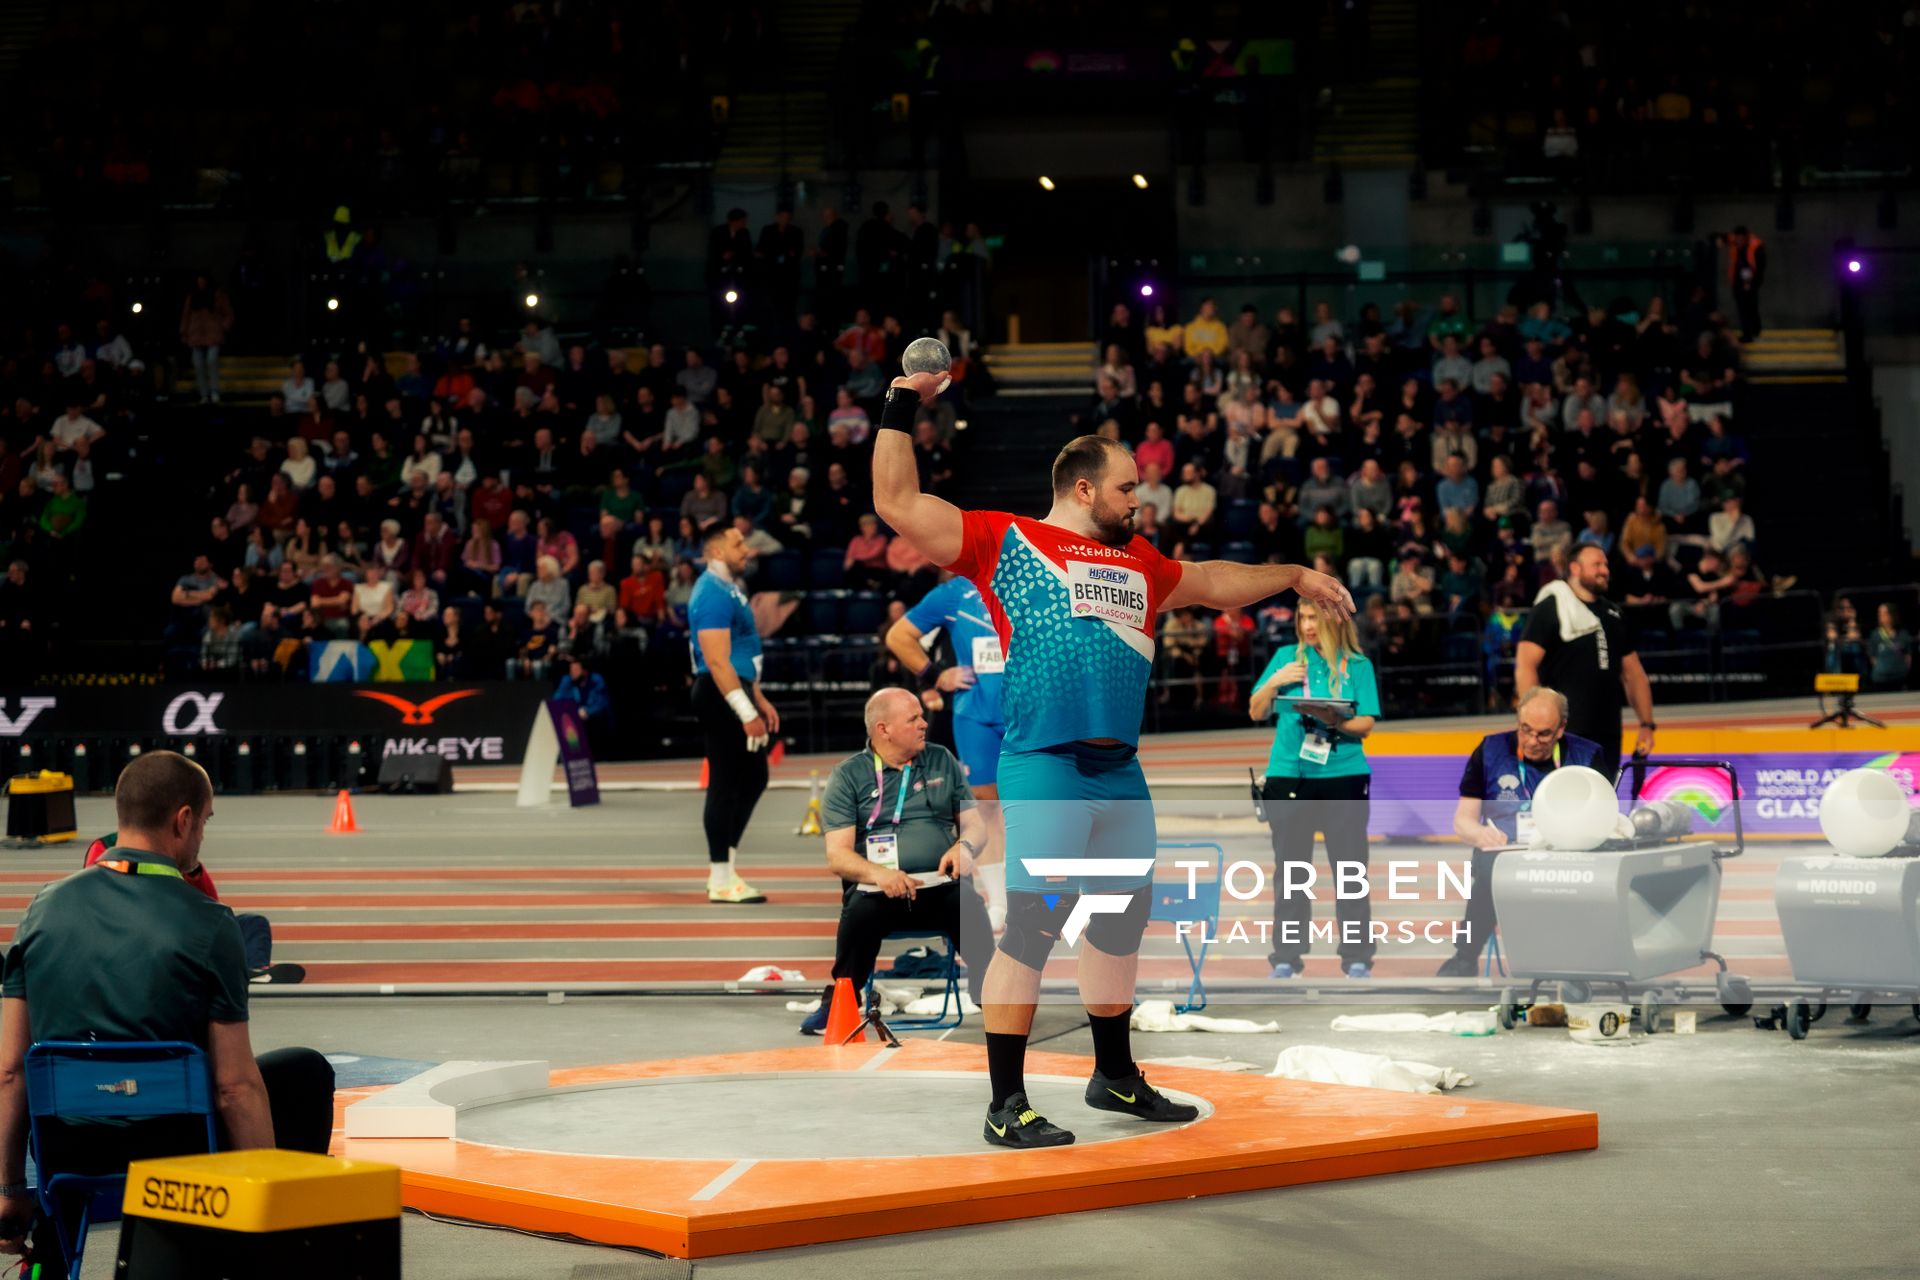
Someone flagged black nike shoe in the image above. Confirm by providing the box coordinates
[1435,951,1481,978]
[983,1092,1076,1148]
[1084,1067,1200,1122]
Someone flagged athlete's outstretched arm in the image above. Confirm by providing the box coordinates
[1163,559,1355,618]
[872,372,964,566]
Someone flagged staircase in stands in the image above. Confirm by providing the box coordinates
[1312,0,1420,168]
[714,1,858,181]
[1735,330,1906,584]
[0,0,46,75]
[979,342,1094,398]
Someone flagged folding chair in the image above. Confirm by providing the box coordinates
[26,1041,217,1278]
[1482,930,1508,978]
[867,930,964,1031]
[1153,841,1224,1013]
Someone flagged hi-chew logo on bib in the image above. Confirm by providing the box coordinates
[1065,561,1149,629]
[970,634,1006,673]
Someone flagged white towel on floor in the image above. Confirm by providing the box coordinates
[903,991,982,1017]
[1131,999,1279,1034]
[1267,1044,1473,1093]
[738,965,806,982]
[1329,1011,1499,1035]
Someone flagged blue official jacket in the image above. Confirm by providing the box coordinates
[1472,729,1603,840]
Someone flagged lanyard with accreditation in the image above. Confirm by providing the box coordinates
[865,752,912,870]
[1299,652,1348,765]
[95,859,185,880]
[1510,741,1563,844]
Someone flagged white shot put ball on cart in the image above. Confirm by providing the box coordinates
[1530,765,1621,851]
[1818,767,1909,857]
[901,337,953,395]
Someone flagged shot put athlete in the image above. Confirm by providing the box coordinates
[874,366,1354,1149]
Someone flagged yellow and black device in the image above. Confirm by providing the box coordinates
[1811,671,1884,730]
[5,770,76,845]
[115,1150,401,1279]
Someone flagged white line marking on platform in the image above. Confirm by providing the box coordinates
[690,1159,757,1200]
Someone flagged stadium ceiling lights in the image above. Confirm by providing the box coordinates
[1132,174,1149,189]
[1038,176,1055,191]
[325,297,340,311]
[524,292,540,308]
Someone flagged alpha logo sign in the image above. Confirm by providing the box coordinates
[355,688,503,761]
[0,696,56,735]
[161,692,225,735]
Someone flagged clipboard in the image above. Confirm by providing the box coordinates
[1275,695,1355,723]
[856,871,953,894]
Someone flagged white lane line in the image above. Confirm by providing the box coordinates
[689,1159,757,1201]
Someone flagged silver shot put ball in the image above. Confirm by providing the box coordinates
[901,337,953,393]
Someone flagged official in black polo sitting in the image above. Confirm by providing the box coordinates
[1434,687,1603,977]
[0,751,335,1269]
[801,688,995,1034]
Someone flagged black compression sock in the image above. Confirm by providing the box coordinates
[985,1032,1029,1111]
[1087,1012,1136,1080]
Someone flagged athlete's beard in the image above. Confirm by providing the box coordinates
[1090,497,1136,547]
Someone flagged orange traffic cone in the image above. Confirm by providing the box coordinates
[326,789,360,835]
[769,739,786,767]
[698,758,710,789]
[822,976,865,1045]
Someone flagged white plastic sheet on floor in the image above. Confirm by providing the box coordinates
[1130,999,1280,1034]
[1267,1045,1474,1093]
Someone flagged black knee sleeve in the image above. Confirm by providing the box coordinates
[1081,885,1153,956]
[997,891,1066,968]
[997,886,1153,964]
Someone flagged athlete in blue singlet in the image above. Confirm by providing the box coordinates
[873,367,1353,1150]
[887,573,1010,926]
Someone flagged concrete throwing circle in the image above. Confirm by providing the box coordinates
[455,1070,1213,1159]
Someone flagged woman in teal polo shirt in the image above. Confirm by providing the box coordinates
[1249,599,1381,978]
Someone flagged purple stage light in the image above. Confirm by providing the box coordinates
[1847,259,1863,274]
[1140,283,1155,298]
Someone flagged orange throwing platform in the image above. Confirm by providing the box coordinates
[334,1040,1595,1257]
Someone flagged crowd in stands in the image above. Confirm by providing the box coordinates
[1438,2,1917,187]
[162,298,976,691]
[0,316,156,659]
[1081,286,1798,705]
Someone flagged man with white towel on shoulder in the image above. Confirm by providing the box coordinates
[1514,544,1656,783]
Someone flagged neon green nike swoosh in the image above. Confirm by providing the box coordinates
[1107,1089,1137,1104]
[988,1119,1007,1137]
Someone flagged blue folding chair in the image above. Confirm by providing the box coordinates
[868,931,964,1031]
[1152,842,1224,1013]
[1482,929,1507,978]
[26,1041,217,1278]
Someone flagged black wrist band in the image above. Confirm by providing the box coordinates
[918,664,945,690]
[880,387,918,433]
